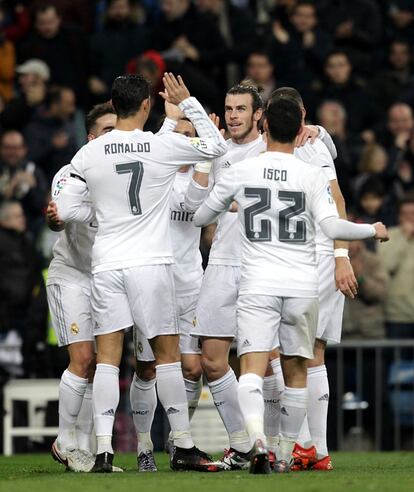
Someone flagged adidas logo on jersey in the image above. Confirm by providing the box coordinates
[280,407,289,416]
[166,407,180,415]
[222,160,231,168]
[242,339,251,346]
[102,408,115,416]
[318,393,329,401]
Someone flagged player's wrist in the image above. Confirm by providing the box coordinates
[334,248,349,259]
[194,161,212,173]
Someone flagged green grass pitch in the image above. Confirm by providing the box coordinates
[1,452,413,492]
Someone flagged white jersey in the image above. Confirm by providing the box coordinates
[56,97,226,274]
[47,165,95,287]
[295,139,337,255]
[201,151,339,298]
[208,135,265,267]
[170,169,203,297]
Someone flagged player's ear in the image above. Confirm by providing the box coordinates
[254,108,263,122]
[301,106,306,123]
[142,97,151,113]
[263,118,269,133]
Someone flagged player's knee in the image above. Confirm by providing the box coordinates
[200,354,227,381]
[182,364,202,381]
[69,351,95,378]
[136,361,156,381]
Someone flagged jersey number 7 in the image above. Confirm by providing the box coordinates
[244,188,306,243]
[115,161,144,215]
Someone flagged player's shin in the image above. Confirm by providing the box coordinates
[156,362,194,449]
[307,365,329,458]
[238,373,266,445]
[130,373,157,454]
[184,377,202,421]
[279,386,308,462]
[93,363,120,454]
[75,382,93,453]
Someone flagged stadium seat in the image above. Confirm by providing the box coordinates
[3,379,60,456]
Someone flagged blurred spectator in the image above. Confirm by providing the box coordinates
[245,50,276,103]
[317,0,381,73]
[0,1,30,42]
[0,200,47,376]
[196,0,257,86]
[312,50,379,134]
[24,86,78,182]
[128,49,220,123]
[152,0,228,84]
[30,0,94,33]
[342,239,389,339]
[0,130,47,237]
[378,194,414,340]
[354,143,388,193]
[18,3,88,105]
[0,58,49,131]
[89,0,149,101]
[375,102,413,151]
[269,0,331,96]
[370,40,414,115]
[0,29,15,103]
[387,1,414,44]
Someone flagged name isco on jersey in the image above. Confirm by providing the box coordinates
[263,168,287,181]
[171,209,194,222]
[104,142,151,155]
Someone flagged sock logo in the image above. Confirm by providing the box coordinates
[133,410,149,415]
[264,398,279,404]
[280,406,289,416]
[166,407,180,415]
[214,400,225,407]
[242,339,251,347]
[102,408,115,416]
[249,388,262,395]
[318,393,329,401]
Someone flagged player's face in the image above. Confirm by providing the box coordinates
[89,113,117,140]
[174,119,196,138]
[225,93,260,141]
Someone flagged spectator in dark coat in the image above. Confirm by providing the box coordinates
[0,58,49,132]
[89,0,149,101]
[18,3,89,106]
[24,86,78,182]
[0,130,47,238]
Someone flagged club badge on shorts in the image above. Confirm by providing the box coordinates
[71,323,80,335]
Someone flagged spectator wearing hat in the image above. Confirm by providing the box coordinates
[0,58,49,131]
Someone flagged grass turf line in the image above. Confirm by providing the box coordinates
[1,452,413,492]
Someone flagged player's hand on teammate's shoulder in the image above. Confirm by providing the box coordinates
[335,257,358,299]
[159,73,190,106]
[295,125,319,147]
[373,222,389,242]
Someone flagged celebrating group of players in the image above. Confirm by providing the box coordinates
[45,72,388,474]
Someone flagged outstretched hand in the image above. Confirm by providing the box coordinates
[209,113,225,136]
[159,73,190,106]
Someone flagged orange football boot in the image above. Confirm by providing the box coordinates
[291,443,317,471]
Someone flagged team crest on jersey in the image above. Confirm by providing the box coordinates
[192,316,197,327]
[189,138,208,151]
[70,323,80,335]
[52,176,67,198]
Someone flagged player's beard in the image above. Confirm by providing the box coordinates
[231,116,255,143]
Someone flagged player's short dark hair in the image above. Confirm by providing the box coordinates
[266,98,302,143]
[226,79,264,113]
[111,75,150,119]
[85,102,116,134]
[269,87,304,108]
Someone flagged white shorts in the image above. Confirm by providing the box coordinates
[46,283,94,347]
[192,264,240,338]
[316,254,345,344]
[92,265,178,338]
[237,295,318,359]
[135,294,201,362]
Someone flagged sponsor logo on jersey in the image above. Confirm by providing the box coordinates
[70,323,80,335]
[170,209,194,222]
[222,160,231,168]
[318,393,329,401]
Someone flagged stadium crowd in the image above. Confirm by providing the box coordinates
[0,0,413,456]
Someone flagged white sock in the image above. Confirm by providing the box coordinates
[76,383,93,452]
[297,416,312,449]
[279,386,308,462]
[58,369,88,451]
[270,358,285,392]
[238,373,266,446]
[93,363,120,454]
[184,378,202,421]
[156,362,194,449]
[307,365,329,458]
[263,375,280,451]
[130,374,157,454]
[208,369,251,453]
